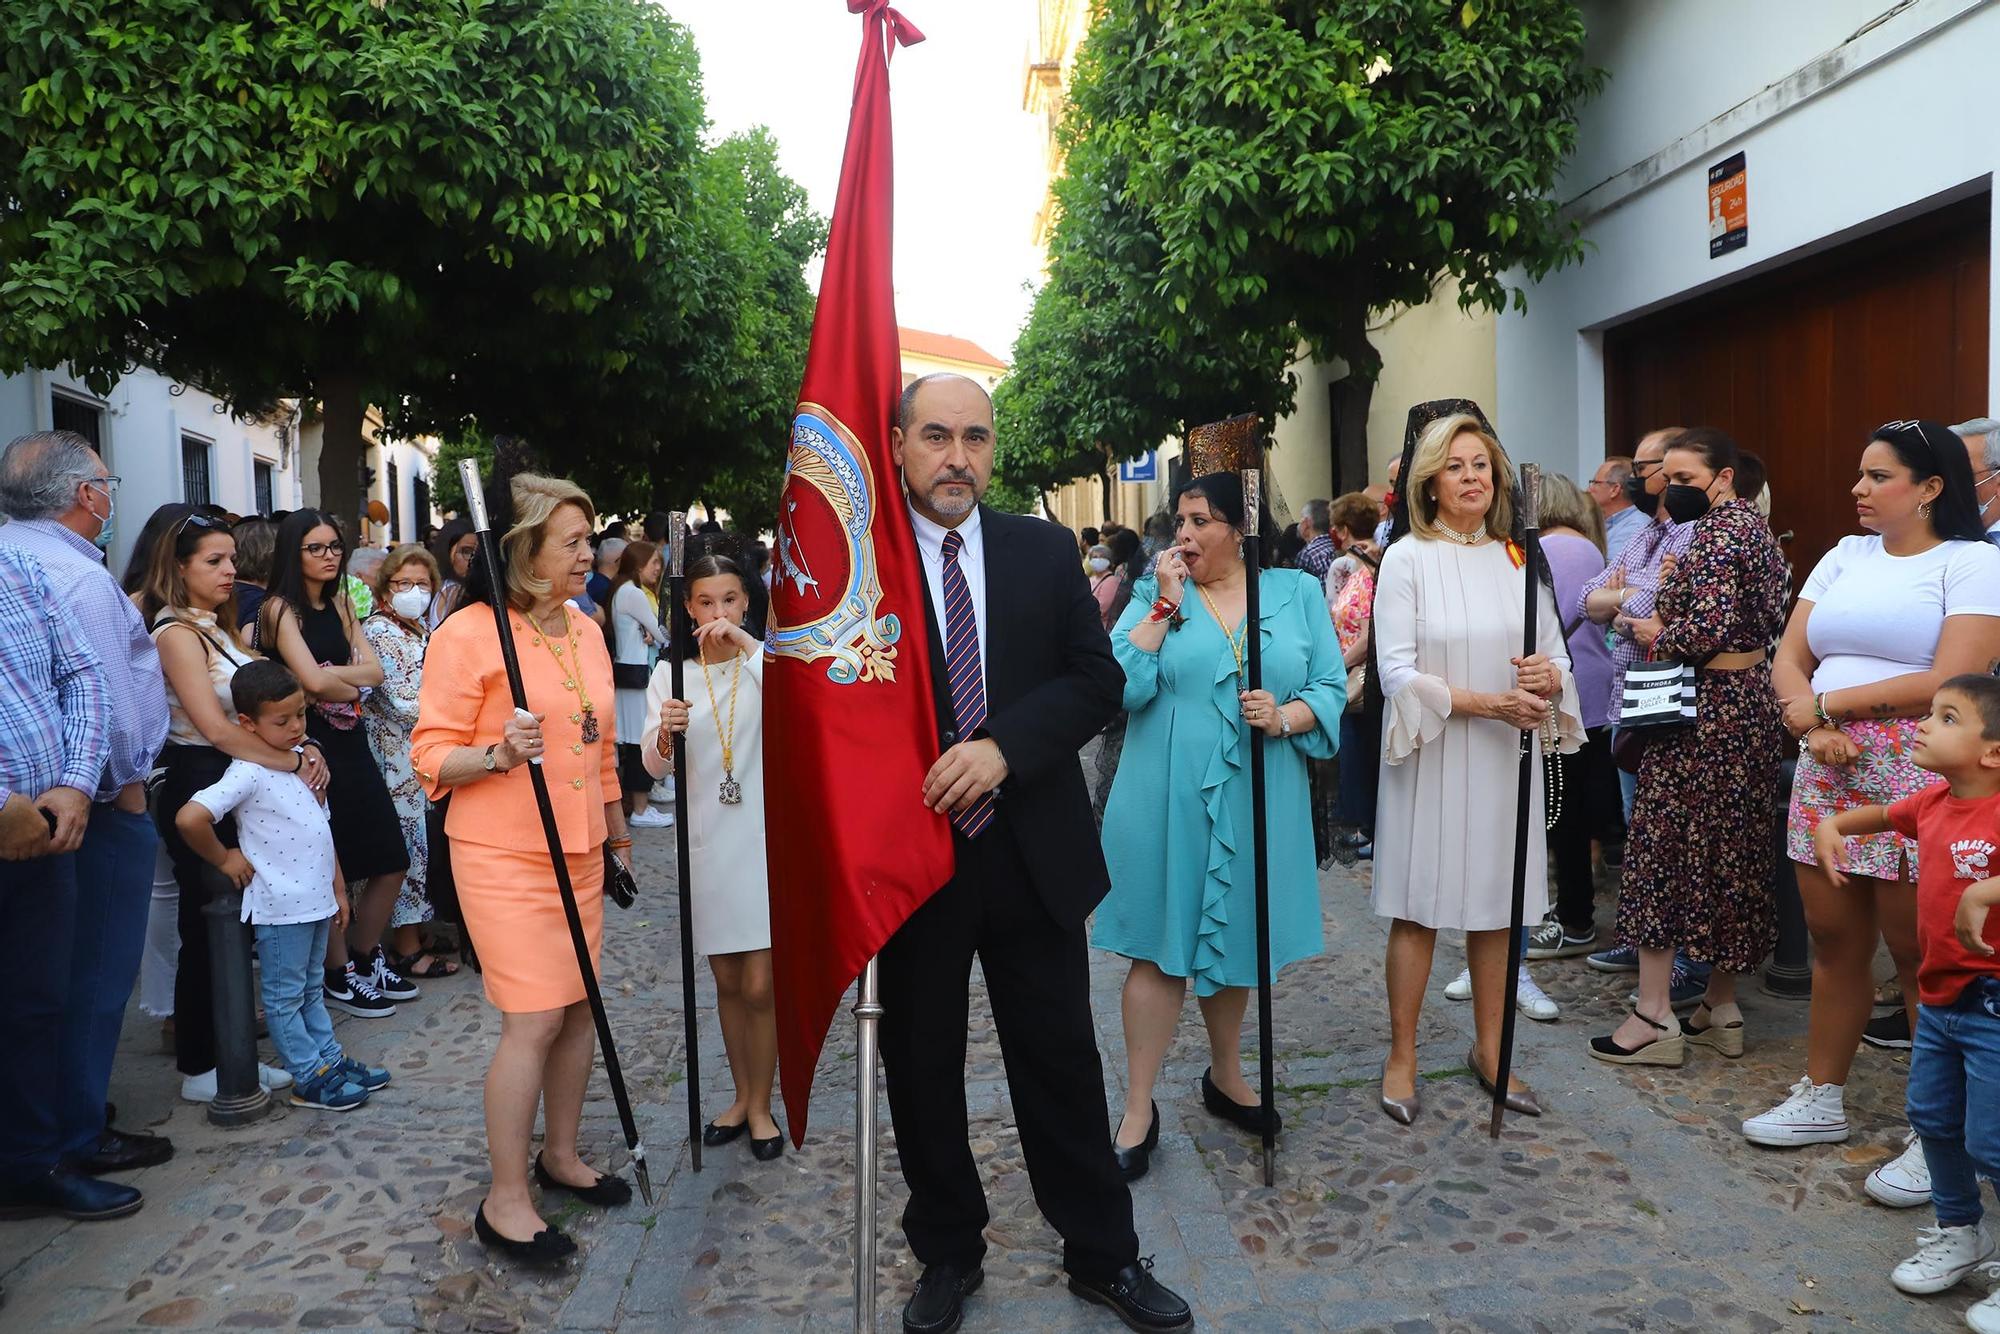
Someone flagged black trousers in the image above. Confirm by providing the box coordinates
[877,818,1137,1281]
[1549,725,1618,934]
[152,744,236,1077]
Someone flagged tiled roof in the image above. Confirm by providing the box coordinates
[898,326,1007,370]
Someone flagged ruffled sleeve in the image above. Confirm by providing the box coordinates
[1111,574,1163,712]
[1275,569,1346,760]
[1373,543,1451,764]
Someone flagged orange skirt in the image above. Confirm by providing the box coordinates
[452,840,604,1013]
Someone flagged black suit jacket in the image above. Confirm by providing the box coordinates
[917,504,1124,929]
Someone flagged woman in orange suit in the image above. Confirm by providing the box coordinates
[411,473,633,1265]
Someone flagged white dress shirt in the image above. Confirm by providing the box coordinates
[909,503,988,692]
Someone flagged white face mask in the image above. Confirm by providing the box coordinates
[390,588,432,621]
[1088,557,1111,573]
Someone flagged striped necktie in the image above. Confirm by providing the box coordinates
[939,530,996,838]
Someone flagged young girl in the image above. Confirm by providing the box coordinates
[642,554,780,1159]
[258,509,410,1016]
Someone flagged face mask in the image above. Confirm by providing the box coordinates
[1088,557,1111,573]
[390,588,432,620]
[1625,473,1661,517]
[88,483,116,550]
[1661,483,1712,525]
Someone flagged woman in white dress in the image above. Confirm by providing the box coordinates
[608,542,671,827]
[642,554,780,1160]
[1371,408,1582,1123]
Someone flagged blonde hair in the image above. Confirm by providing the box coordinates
[1405,414,1516,543]
[501,474,597,610]
[373,543,442,615]
[1535,473,1605,554]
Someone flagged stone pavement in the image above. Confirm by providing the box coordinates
[1,823,1989,1332]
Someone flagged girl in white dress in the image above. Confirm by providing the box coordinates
[642,555,780,1159]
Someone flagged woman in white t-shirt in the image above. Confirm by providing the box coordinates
[1745,421,2000,1182]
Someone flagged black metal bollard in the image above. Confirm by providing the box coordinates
[1763,756,1812,998]
[201,866,275,1125]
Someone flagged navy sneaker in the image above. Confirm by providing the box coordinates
[338,1057,392,1091]
[290,1064,369,1112]
[1629,955,1709,1012]
[1587,944,1639,973]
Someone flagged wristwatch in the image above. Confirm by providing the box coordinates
[483,743,501,772]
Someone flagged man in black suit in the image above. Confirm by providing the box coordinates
[879,374,1191,1334]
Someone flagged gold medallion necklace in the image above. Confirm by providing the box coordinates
[1195,581,1246,678]
[697,642,744,805]
[524,606,599,744]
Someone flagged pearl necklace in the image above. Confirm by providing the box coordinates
[1436,521,1486,546]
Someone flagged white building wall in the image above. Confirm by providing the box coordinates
[0,366,302,577]
[1497,0,1997,477]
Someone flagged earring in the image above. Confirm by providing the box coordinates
[1919,500,1934,520]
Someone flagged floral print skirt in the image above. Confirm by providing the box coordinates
[1785,717,1924,882]
[1619,664,1785,973]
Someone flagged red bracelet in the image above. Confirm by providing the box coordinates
[1145,597,1179,623]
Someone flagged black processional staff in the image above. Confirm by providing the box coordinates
[1242,461,1278,1186]
[1489,462,1543,1139]
[662,514,704,1171]
[458,460,653,1205]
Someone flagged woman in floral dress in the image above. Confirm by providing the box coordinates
[364,544,457,978]
[1590,429,1785,1068]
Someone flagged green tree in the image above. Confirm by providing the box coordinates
[0,0,706,528]
[1020,0,1602,491]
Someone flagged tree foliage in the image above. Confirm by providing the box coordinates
[1001,0,1602,495]
[0,0,707,525]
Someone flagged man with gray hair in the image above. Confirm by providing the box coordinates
[0,431,175,1192]
[1950,416,2000,542]
[1296,498,1336,580]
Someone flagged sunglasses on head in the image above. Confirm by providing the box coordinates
[173,511,228,538]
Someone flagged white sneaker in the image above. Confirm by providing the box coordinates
[628,807,675,828]
[649,779,674,805]
[1514,969,1560,1022]
[180,1063,293,1103]
[1742,1076,1849,1147]
[1890,1222,1994,1295]
[1867,1131,1934,1208]
[1969,1272,2000,1334]
[1442,967,1558,1020]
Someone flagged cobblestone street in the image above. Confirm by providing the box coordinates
[0,820,1984,1332]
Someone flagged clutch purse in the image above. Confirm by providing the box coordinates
[604,846,638,910]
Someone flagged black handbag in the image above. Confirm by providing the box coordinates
[604,845,638,910]
[612,661,651,690]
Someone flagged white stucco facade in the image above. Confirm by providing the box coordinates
[1496,0,1998,475]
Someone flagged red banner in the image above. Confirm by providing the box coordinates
[764,0,950,1147]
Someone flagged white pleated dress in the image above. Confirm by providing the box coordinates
[1370,537,1583,931]
[641,648,773,956]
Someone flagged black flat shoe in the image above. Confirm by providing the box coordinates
[1201,1068,1280,1137]
[749,1132,785,1162]
[902,1262,982,1334]
[474,1202,577,1264]
[1468,1046,1543,1117]
[702,1119,747,1147]
[1068,1257,1193,1332]
[1113,1100,1160,1182]
[0,1167,143,1221]
[532,1153,632,1208]
[69,1127,174,1174]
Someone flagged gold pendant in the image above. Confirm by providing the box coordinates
[719,773,743,805]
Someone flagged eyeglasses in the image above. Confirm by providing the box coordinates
[1631,459,1663,478]
[1588,475,1619,489]
[85,474,122,496]
[302,541,345,558]
[386,578,431,594]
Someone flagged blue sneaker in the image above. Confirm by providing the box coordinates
[338,1057,391,1092]
[1587,944,1638,973]
[1629,955,1710,1012]
[290,1063,369,1111]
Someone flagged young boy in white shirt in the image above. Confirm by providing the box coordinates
[175,661,390,1111]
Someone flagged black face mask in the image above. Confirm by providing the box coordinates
[1661,483,1712,524]
[1625,473,1660,517]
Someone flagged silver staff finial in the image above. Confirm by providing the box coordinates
[459,461,491,533]
[668,512,687,578]
[1518,463,1542,529]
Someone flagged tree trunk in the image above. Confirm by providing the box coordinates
[1330,312,1381,496]
[1097,462,1114,525]
[317,374,366,537]
[486,434,540,526]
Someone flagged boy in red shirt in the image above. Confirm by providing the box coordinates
[1815,674,2000,1330]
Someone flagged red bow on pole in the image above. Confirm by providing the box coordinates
[848,0,925,55]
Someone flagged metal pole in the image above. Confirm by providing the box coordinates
[457,460,653,1205]
[1242,466,1276,1186]
[667,514,703,1169]
[202,869,274,1126]
[1490,463,1542,1138]
[854,958,882,1332]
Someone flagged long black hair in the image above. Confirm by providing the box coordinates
[1870,419,1989,544]
[258,507,350,648]
[121,502,196,594]
[1172,471,1282,567]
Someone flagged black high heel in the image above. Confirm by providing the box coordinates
[1113,1100,1160,1182]
[533,1152,632,1208]
[474,1202,576,1264]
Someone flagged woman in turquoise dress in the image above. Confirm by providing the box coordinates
[1093,473,1348,1181]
